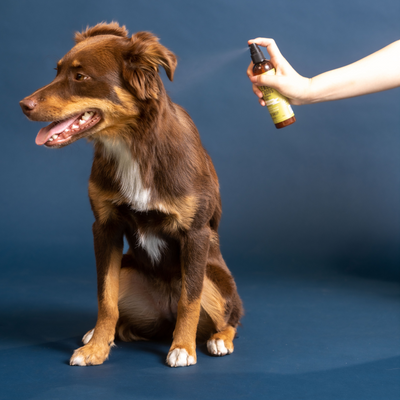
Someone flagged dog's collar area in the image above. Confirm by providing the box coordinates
[36,111,101,146]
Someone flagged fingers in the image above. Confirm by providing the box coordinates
[246,61,254,78]
[252,84,265,105]
[248,37,275,47]
[247,61,264,104]
[252,83,262,97]
[249,73,277,89]
[248,38,284,62]
[247,38,283,107]
[247,38,310,105]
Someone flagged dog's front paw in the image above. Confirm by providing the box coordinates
[166,348,196,368]
[70,342,112,366]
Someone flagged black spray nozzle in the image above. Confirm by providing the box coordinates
[249,43,266,64]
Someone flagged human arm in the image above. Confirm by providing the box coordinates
[247,38,400,106]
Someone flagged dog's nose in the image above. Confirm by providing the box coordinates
[19,98,37,114]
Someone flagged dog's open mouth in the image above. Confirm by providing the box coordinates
[36,111,101,146]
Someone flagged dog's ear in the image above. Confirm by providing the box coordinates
[75,21,129,44]
[122,32,177,100]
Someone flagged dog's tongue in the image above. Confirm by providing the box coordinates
[35,115,78,145]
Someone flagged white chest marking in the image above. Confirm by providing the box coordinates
[138,233,167,264]
[101,138,151,211]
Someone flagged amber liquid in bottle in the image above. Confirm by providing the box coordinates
[250,44,296,129]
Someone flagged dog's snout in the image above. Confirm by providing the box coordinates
[19,98,37,114]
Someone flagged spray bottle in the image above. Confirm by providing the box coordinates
[249,43,296,129]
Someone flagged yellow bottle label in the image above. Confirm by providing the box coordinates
[260,69,294,124]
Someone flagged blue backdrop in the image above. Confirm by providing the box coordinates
[0,1,399,399]
[2,0,399,269]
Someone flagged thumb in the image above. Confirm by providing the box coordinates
[249,73,278,88]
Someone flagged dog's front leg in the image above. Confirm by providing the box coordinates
[166,227,210,367]
[70,220,123,366]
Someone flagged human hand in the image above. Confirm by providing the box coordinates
[247,38,311,106]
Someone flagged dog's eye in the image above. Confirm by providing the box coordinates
[75,73,88,81]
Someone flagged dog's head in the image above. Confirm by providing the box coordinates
[20,22,177,148]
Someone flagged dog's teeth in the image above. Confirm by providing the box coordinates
[65,128,70,132]
[52,134,58,139]
[81,112,91,121]
[79,119,85,125]
[88,111,94,116]
[72,124,79,129]
[48,138,53,141]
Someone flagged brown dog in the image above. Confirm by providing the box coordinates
[20,22,243,367]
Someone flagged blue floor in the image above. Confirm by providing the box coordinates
[1,245,399,400]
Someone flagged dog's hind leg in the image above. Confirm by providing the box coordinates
[82,263,176,344]
[201,249,243,357]
[82,328,95,344]
[116,267,175,341]
[207,325,236,356]
[199,275,238,356]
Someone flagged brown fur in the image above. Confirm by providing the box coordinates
[20,22,243,367]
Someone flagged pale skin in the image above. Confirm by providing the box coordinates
[247,38,400,106]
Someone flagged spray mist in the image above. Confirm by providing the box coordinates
[249,44,296,129]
